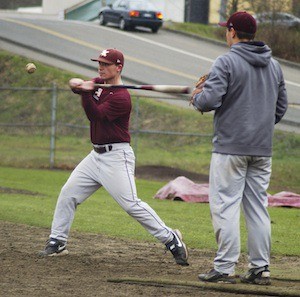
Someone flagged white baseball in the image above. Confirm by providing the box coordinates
[69,78,84,88]
[26,63,36,74]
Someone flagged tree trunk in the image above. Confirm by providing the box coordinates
[219,0,228,22]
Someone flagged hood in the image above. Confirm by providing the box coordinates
[231,41,272,67]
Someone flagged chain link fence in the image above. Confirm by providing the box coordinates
[0,84,213,170]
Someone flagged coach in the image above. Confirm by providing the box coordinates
[191,11,288,285]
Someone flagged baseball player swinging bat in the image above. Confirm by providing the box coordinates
[69,78,190,94]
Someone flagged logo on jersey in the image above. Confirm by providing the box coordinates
[93,88,103,101]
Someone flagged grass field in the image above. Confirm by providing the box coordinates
[1,51,300,259]
[0,166,299,256]
[1,51,299,194]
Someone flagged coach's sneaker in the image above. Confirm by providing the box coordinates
[39,238,69,257]
[166,229,189,266]
[240,265,271,285]
[198,269,236,284]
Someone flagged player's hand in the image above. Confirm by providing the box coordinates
[69,78,95,92]
[69,78,83,89]
[80,81,95,91]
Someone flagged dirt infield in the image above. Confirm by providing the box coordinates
[1,166,299,296]
[1,221,300,297]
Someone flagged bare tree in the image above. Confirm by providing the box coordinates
[219,0,228,22]
[229,0,239,15]
[221,0,251,20]
[222,0,293,17]
[292,0,300,16]
[248,0,291,14]
[218,0,296,32]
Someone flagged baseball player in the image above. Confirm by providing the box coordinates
[39,48,189,266]
[191,12,287,284]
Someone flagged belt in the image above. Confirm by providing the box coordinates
[93,145,113,154]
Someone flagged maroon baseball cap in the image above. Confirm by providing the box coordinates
[91,48,124,65]
[219,11,257,34]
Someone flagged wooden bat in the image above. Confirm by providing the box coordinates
[93,83,191,94]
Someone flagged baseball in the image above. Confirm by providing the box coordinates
[26,63,36,74]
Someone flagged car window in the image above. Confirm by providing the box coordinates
[112,0,121,9]
[112,0,127,9]
[129,1,156,10]
[118,0,128,8]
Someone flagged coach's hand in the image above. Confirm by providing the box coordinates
[190,74,208,106]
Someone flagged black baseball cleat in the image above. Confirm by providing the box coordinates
[198,269,237,284]
[38,238,69,257]
[166,229,189,266]
[240,265,271,285]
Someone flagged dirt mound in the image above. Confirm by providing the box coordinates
[136,165,209,183]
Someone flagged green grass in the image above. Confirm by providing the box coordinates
[0,166,299,256]
[1,131,299,193]
[1,53,299,192]
[0,50,300,258]
[164,21,222,41]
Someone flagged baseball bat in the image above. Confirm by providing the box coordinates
[93,83,191,94]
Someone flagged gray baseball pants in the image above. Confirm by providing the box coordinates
[50,143,173,244]
[209,153,272,274]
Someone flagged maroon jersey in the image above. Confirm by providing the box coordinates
[81,78,131,145]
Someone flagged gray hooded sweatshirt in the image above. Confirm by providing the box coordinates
[194,41,288,157]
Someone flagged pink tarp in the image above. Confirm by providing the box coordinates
[267,192,300,208]
[154,176,300,208]
[154,176,209,203]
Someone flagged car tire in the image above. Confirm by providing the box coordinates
[99,13,106,26]
[119,18,128,30]
[151,27,159,33]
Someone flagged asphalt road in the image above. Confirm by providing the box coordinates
[0,12,299,133]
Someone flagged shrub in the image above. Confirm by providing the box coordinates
[214,25,299,63]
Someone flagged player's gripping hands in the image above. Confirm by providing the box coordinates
[69,78,95,92]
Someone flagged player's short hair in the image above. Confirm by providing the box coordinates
[235,30,255,40]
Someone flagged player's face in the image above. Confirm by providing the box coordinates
[98,62,122,82]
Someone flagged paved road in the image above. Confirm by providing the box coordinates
[0,12,299,133]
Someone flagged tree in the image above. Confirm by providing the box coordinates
[248,0,291,14]
[220,0,251,20]
[219,0,228,22]
[229,0,239,15]
[292,0,300,17]
[221,0,293,17]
